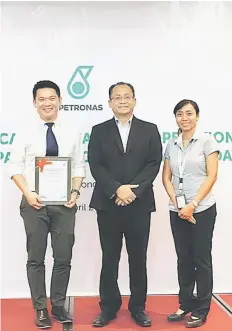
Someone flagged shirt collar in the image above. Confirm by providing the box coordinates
[174,127,202,145]
[42,118,60,128]
[114,115,133,125]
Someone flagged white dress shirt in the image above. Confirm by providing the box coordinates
[115,115,133,152]
[8,118,86,191]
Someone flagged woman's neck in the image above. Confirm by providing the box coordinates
[182,127,196,140]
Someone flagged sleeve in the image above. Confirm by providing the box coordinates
[71,131,86,178]
[88,125,121,198]
[130,124,163,198]
[164,140,171,160]
[8,131,26,178]
[203,134,220,157]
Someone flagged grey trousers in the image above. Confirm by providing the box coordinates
[20,196,77,310]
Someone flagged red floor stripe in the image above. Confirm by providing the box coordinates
[1,299,61,331]
[1,296,232,331]
[73,295,232,331]
[220,294,232,307]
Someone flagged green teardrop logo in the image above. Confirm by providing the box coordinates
[67,66,93,99]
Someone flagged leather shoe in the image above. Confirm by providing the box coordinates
[186,316,205,328]
[51,306,72,323]
[131,311,152,327]
[168,311,189,322]
[35,309,52,329]
[92,312,116,327]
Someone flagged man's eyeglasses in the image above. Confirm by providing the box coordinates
[111,96,134,102]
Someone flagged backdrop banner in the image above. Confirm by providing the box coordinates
[1,2,232,298]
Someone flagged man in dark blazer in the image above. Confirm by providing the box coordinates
[88,82,162,327]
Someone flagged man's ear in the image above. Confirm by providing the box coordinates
[59,97,62,106]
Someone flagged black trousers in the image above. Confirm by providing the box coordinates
[20,196,77,310]
[97,206,151,316]
[170,204,217,319]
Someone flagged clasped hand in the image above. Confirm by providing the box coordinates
[178,203,196,224]
[115,184,139,206]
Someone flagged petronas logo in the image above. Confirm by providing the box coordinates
[67,66,93,99]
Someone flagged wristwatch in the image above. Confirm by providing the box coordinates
[71,189,80,198]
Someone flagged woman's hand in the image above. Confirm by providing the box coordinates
[178,203,196,224]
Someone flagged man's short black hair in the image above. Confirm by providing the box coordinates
[33,80,61,100]
[109,82,135,100]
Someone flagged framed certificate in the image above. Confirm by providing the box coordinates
[35,156,71,205]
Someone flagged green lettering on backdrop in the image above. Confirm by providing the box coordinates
[219,150,232,161]
[82,132,90,144]
[162,132,178,143]
[0,152,11,163]
[84,150,88,163]
[213,132,232,143]
[1,131,231,163]
[0,133,16,163]
[0,133,16,145]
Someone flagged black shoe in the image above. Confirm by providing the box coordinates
[168,310,189,322]
[131,311,152,327]
[51,306,73,323]
[92,312,116,327]
[186,316,206,328]
[35,309,52,329]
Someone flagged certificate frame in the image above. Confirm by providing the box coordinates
[35,156,71,205]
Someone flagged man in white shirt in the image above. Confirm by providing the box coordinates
[8,80,85,329]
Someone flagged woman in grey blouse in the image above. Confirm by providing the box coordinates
[162,100,219,328]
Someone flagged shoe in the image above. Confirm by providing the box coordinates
[168,310,189,322]
[92,312,116,327]
[51,306,73,323]
[131,310,152,327]
[35,309,52,329]
[186,316,206,328]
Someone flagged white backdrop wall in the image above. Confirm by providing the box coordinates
[1,2,232,298]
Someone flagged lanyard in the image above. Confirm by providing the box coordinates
[177,142,194,192]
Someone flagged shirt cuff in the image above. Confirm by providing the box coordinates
[72,167,86,178]
[8,166,24,179]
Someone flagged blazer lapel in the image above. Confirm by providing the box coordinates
[108,118,124,153]
[126,116,140,153]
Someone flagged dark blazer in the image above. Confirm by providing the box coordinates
[88,116,163,212]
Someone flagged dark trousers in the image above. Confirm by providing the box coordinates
[20,196,77,310]
[97,207,151,316]
[170,204,217,319]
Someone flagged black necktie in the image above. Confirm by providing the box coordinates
[45,123,58,156]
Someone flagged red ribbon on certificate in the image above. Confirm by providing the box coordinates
[36,158,52,172]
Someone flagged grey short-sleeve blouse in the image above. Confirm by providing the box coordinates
[164,130,219,213]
